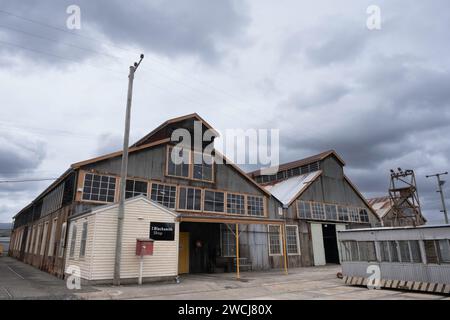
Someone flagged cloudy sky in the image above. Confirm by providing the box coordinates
[0,1,449,224]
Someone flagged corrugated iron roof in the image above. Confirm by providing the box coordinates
[367,196,392,218]
[264,170,322,206]
[248,150,345,177]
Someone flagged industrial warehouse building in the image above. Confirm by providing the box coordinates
[9,113,380,281]
[249,151,380,266]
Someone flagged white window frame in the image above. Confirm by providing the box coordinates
[69,223,77,259]
[58,222,67,258]
[48,218,58,257]
[79,221,88,259]
[40,221,49,256]
[268,224,283,256]
[285,225,301,256]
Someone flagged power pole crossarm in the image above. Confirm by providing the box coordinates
[113,54,144,286]
[426,172,449,225]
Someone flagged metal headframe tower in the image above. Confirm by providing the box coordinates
[388,168,422,227]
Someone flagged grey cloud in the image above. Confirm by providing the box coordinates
[0,131,46,177]
[0,0,250,65]
[282,16,370,66]
[95,132,123,156]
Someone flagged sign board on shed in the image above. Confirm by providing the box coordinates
[150,222,175,241]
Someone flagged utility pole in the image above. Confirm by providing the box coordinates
[113,54,144,286]
[426,172,449,224]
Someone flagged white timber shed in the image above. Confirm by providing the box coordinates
[65,196,179,284]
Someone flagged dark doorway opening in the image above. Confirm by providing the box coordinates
[180,222,221,273]
[322,224,339,264]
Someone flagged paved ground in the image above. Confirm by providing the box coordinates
[1,256,449,300]
[0,256,94,299]
[76,266,449,300]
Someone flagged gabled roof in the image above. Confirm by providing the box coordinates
[367,196,392,219]
[367,196,427,222]
[264,171,322,206]
[343,175,381,222]
[71,138,170,169]
[248,150,345,177]
[131,113,219,147]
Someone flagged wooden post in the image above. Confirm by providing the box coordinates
[236,224,240,280]
[282,224,288,275]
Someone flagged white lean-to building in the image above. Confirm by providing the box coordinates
[65,196,179,284]
[338,225,450,294]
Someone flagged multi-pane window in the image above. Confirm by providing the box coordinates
[358,241,377,261]
[325,204,338,220]
[48,218,58,257]
[34,224,42,255]
[193,152,213,181]
[297,201,312,219]
[338,206,349,221]
[424,240,439,264]
[359,209,369,223]
[220,224,236,257]
[341,241,352,261]
[247,196,264,216]
[380,241,390,262]
[409,240,422,263]
[69,224,77,258]
[311,203,325,220]
[204,190,225,213]
[178,187,202,211]
[58,222,67,258]
[167,146,189,178]
[82,173,116,202]
[424,239,450,264]
[125,179,148,199]
[151,183,177,209]
[227,193,245,215]
[40,222,49,256]
[389,241,399,262]
[268,225,282,255]
[286,225,300,255]
[79,222,88,258]
[348,207,360,222]
[438,239,450,263]
[399,240,411,262]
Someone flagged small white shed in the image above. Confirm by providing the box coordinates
[65,196,179,284]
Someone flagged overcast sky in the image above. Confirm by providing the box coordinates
[0,1,449,224]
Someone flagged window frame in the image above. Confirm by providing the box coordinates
[297,200,312,219]
[268,224,283,256]
[177,186,203,212]
[166,146,215,183]
[247,195,266,217]
[192,151,214,182]
[79,221,88,259]
[69,223,77,259]
[285,225,301,256]
[81,172,117,203]
[203,189,225,214]
[150,182,178,209]
[125,178,148,199]
[226,193,246,215]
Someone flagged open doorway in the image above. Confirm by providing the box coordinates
[322,224,339,264]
